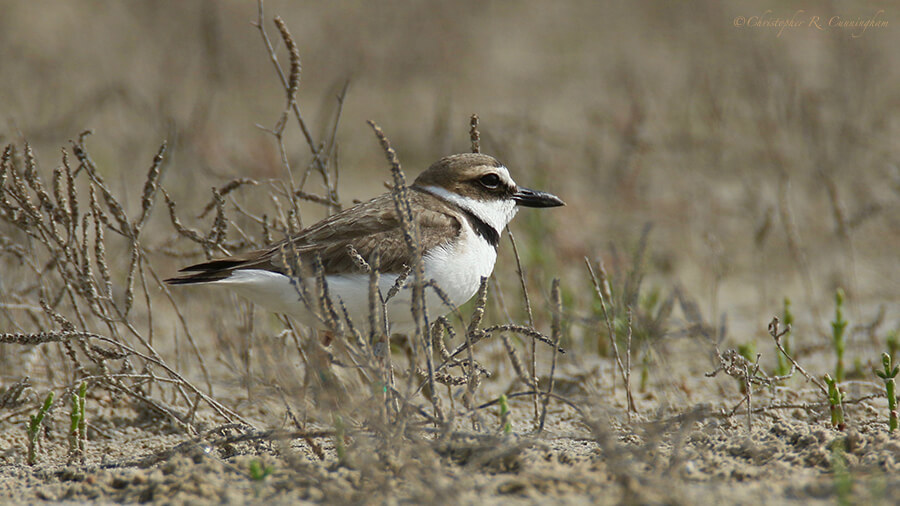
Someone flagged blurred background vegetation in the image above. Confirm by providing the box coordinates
[1,0,897,354]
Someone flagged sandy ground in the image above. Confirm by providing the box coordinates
[2,339,899,505]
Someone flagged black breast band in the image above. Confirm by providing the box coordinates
[459,208,500,247]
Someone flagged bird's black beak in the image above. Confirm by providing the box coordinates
[513,187,565,208]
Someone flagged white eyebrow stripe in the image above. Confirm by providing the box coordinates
[495,165,516,188]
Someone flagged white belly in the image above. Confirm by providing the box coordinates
[215,226,497,335]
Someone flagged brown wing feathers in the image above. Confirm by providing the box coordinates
[164,190,462,285]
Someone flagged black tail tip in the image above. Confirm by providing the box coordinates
[165,271,231,285]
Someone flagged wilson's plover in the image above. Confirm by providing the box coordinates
[165,153,564,334]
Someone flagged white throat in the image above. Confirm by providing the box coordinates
[421,185,519,235]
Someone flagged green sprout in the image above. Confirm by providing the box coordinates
[737,341,756,363]
[824,374,845,430]
[69,381,87,460]
[498,394,512,435]
[333,414,346,465]
[775,297,793,377]
[27,391,54,466]
[832,288,848,382]
[249,459,274,498]
[875,352,899,432]
[249,459,274,481]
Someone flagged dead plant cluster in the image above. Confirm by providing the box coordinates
[0,3,582,487]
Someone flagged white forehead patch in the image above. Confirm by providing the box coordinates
[495,165,516,188]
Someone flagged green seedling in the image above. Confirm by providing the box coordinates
[27,391,54,466]
[69,381,87,460]
[249,459,273,498]
[498,394,512,434]
[824,374,845,430]
[249,459,274,481]
[832,288,848,383]
[333,414,346,465]
[775,297,793,377]
[737,341,756,363]
[874,352,898,432]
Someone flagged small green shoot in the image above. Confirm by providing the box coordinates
[824,374,845,430]
[498,394,512,434]
[249,459,274,498]
[875,352,898,432]
[69,381,87,461]
[249,459,274,481]
[27,391,54,466]
[775,297,793,377]
[333,414,346,465]
[832,288,848,382]
[737,341,756,363]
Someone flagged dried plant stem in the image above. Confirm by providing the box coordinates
[706,344,795,431]
[472,390,586,419]
[768,317,827,394]
[139,260,214,393]
[446,324,563,361]
[469,114,481,153]
[585,258,635,414]
[538,279,562,433]
[366,120,439,424]
[92,334,251,426]
[508,229,539,420]
[255,0,335,198]
[625,308,634,416]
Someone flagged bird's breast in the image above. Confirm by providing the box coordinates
[423,225,497,307]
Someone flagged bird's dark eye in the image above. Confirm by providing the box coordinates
[479,173,501,189]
